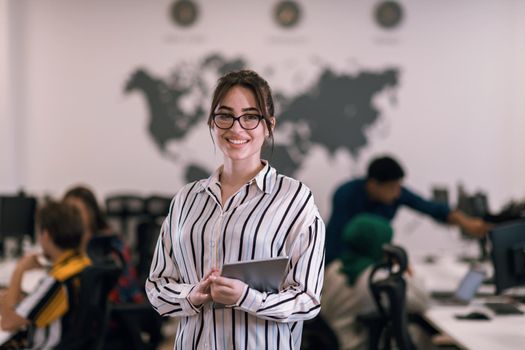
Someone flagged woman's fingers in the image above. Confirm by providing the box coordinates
[210,275,235,288]
[199,276,212,291]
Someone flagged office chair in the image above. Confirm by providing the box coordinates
[105,195,145,238]
[136,220,162,287]
[357,244,415,350]
[88,232,163,350]
[54,264,122,350]
[144,195,171,220]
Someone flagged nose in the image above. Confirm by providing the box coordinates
[230,118,244,131]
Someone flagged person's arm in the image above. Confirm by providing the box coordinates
[145,216,205,317]
[447,210,490,238]
[0,255,40,331]
[401,187,490,238]
[231,201,325,323]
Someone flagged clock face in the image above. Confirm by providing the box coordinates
[274,1,302,29]
[170,0,199,27]
[375,1,403,29]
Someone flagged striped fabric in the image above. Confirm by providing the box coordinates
[16,251,91,349]
[146,162,325,350]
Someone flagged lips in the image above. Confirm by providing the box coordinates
[226,137,249,145]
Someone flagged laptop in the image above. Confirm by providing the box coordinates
[431,269,486,305]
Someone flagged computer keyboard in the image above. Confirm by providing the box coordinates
[484,302,524,315]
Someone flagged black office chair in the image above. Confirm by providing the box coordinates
[105,303,163,350]
[144,195,171,220]
[87,234,126,267]
[357,244,415,350]
[87,232,163,350]
[105,195,145,238]
[136,220,162,287]
[54,265,122,350]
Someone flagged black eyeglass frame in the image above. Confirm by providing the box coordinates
[212,114,265,130]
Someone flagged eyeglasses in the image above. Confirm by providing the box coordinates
[212,113,264,130]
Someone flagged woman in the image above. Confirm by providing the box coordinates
[63,185,144,304]
[146,70,325,349]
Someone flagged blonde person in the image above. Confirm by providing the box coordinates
[146,70,325,349]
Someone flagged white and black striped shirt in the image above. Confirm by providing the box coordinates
[146,162,325,350]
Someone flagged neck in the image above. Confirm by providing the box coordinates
[365,181,378,201]
[48,247,69,263]
[221,158,264,186]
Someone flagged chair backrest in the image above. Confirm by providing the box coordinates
[105,195,145,236]
[55,265,121,350]
[144,195,171,220]
[87,234,126,268]
[136,220,162,287]
[368,244,414,350]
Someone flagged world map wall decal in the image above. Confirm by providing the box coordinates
[125,54,399,183]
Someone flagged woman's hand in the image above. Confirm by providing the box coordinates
[209,273,247,306]
[188,269,217,308]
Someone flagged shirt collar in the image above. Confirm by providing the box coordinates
[196,160,277,195]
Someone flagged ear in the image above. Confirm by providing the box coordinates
[39,229,50,245]
[266,117,276,137]
[269,117,276,130]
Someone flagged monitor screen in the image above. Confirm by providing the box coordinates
[490,220,525,294]
[0,195,37,240]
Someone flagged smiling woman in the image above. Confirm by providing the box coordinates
[145,70,325,350]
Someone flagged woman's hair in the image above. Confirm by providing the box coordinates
[207,70,275,144]
[63,185,110,235]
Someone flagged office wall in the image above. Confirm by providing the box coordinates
[0,0,15,191]
[3,0,525,254]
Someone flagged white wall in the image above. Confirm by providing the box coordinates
[3,0,525,254]
[0,0,15,191]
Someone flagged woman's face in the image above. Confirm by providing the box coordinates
[212,85,272,165]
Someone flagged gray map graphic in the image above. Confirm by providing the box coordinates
[125,54,399,182]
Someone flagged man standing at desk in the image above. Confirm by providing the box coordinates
[0,201,91,348]
[326,155,491,264]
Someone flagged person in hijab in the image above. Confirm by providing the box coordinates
[321,214,429,350]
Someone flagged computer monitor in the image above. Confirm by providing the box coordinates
[0,195,37,242]
[489,220,525,294]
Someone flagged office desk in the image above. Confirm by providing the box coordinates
[413,255,525,350]
[425,303,525,350]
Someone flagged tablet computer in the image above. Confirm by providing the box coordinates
[221,256,289,293]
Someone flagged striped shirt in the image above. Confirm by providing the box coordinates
[15,251,91,349]
[146,162,325,350]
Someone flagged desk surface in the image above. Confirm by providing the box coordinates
[413,255,525,350]
[425,302,525,350]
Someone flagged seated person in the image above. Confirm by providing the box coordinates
[63,185,143,304]
[63,186,162,349]
[321,214,430,350]
[0,201,91,349]
[326,155,491,264]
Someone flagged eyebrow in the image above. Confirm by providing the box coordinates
[216,105,260,113]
